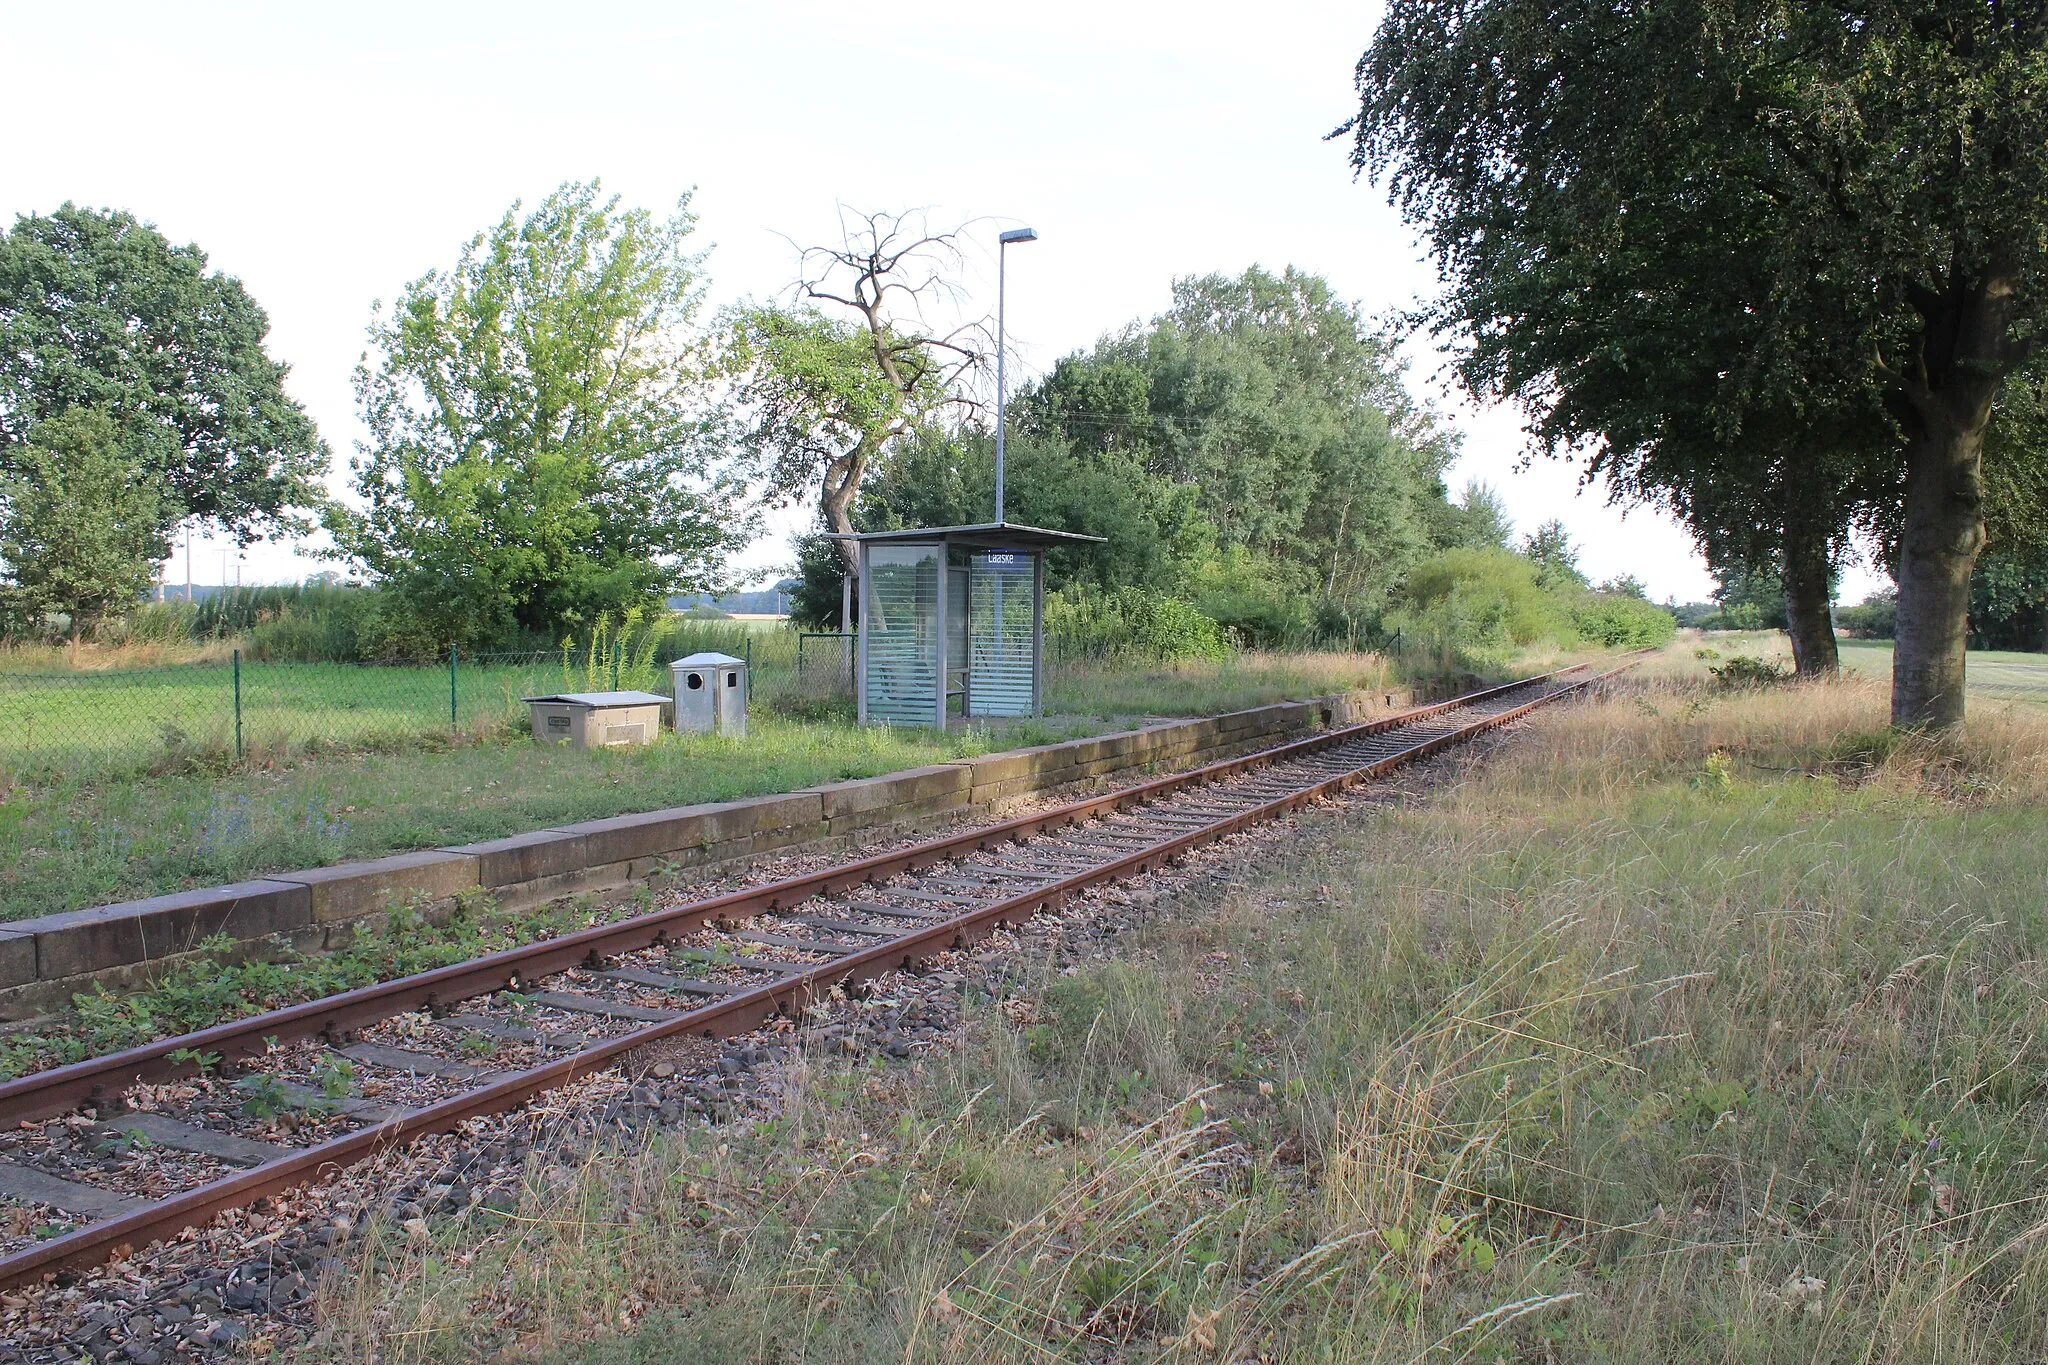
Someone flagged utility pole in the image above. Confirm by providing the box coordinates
[994,226,1039,524]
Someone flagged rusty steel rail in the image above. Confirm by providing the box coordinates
[0,661,1635,1289]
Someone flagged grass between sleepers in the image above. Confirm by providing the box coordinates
[305,663,2048,1362]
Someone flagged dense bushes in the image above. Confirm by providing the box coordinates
[1185,549,1319,648]
[1044,586,1230,661]
[1386,547,1677,658]
[99,584,440,660]
[1836,590,1897,639]
[1392,548,1564,650]
[1572,592,1678,648]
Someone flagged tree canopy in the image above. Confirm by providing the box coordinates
[0,204,327,542]
[1016,267,1461,629]
[329,182,740,651]
[1351,0,2048,725]
[0,407,168,651]
[724,211,983,573]
[793,265,1484,647]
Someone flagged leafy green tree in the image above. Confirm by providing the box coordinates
[1016,266,1461,628]
[0,408,167,653]
[1521,519,1588,592]
[1969,365,2048,649]
[785,532,851,630]
[1710,560,1791,632]
[725,211,982,574]
[1426,479,1514,554]
[0,204,326,541]
[1350,0,2048,725]
[1598,575,1647,601]
[859,428,1210,594]
[330,182,738,650]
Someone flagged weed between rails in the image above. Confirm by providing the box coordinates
[0,891,600,1081]
[309,675,2048,1362]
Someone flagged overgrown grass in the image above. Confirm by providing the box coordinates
[0,642,1521,922]
[1684,631,2048,709]
[315,670,2048,1361]
[1042,645,1593,717]
[0,716,1095,922]
[1047,648,1398,717]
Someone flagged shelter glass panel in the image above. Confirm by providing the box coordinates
[863,544,941,725]
[968,550,1035,716]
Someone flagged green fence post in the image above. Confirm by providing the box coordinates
[232,648,243,761]
[449,644,459,734]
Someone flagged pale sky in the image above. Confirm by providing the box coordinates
[1,1,1879,604]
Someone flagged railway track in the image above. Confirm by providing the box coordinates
[0,663,1630,1290]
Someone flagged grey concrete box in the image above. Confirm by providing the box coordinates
[524,691,670,748]
[671,653,747,736]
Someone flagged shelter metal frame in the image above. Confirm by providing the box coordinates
[828,523,1103,727]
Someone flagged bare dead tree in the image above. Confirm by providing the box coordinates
[727,208,989,576]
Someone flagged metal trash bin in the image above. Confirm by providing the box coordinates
[670,651,747,736]
[523,691,670,748]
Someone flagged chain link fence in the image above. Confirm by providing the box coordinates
[0,634,814,781]
[0,625,1398,782]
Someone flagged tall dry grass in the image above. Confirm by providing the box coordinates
[314,672,2048,1362]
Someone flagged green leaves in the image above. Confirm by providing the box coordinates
[722,305,916,494]
[1351,0,2048,718]
[0,204,327,540]
[0,407,169,644]
[334,182,741,649]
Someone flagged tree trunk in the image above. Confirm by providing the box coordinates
[1892,420,1986,728]
[821,431,885,578]
[822,461,862,577]
[1888,265,2014,729]
[1780,516,1838,677]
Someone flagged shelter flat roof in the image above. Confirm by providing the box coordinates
[823,521,1106,550]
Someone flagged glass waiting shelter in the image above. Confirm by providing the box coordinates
[832,523,1103,727]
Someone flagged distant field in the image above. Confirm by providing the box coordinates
[1693,630,2048,707]
[1838,638,2048,707]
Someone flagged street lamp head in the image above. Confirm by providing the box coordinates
[998,227,1039,245]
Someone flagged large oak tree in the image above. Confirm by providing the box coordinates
[1351,0,2048,725]
[0,204,326,542]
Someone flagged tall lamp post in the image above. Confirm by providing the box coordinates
[994,226,1037,524]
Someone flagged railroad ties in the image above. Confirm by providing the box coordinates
[0,663,1635,1288]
